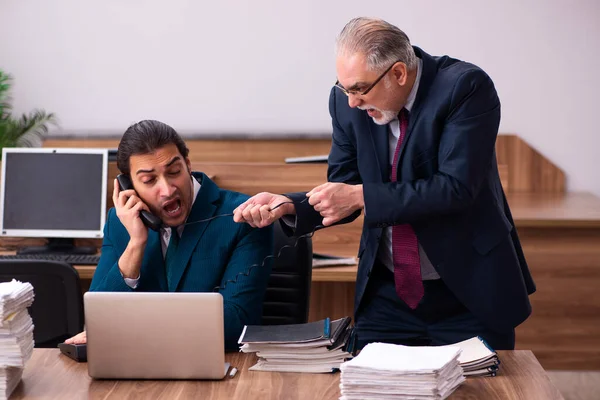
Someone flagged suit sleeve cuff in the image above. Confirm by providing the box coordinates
[121,271,140,289]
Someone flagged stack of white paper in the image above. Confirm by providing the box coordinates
[339,343,465,400]
[0,368,23,400]
[0,280,35,400]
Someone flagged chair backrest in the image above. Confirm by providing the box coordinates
[262,221,312,325]
[0,260,84,347]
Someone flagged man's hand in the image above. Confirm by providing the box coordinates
[307,183,364,226]
[112,179,149,279]
[65,331,86,345]
[112,178,150,246]
[233,192,295,228]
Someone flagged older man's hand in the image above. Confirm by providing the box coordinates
[307,183,364,226]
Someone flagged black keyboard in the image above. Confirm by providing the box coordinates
[0,254,101,265]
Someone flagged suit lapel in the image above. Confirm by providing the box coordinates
[167,173,219,292]
[396,46,437,165]
[368,114,390,182]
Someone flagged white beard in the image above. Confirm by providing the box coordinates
[358,105,398,125]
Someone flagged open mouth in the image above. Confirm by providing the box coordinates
[162,199,182,216]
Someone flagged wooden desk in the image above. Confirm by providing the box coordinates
[11,349,563,399]
[507,192,600,228]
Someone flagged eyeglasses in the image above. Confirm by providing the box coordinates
[334,59,402,96]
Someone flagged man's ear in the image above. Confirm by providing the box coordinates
[392,62,408,86]
[185,157,192,175]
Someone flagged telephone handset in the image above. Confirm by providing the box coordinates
[116,174,163,232]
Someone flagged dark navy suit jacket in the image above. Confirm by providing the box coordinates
[287,47,536,333]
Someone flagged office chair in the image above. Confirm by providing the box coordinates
[262,221,313,325]
[0,260,84,348]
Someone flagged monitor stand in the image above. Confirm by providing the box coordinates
[16,238,97,255]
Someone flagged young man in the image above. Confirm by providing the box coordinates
[67,120,273,350]
[234,18,535,350]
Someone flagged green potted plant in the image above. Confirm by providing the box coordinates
[0,70,57,159]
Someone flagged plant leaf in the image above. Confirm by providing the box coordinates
[14,110,58,147]
[0,70,59,160]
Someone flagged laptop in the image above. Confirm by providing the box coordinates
[84,291,229,380]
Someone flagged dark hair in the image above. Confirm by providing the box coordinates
[117,120,190,174]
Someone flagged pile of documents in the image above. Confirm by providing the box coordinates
[339,342,465,400]
[444,337,500,377]
[239,317,354,373]
[0,280,35,400]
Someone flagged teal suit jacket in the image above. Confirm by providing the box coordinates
[90,172,274,350]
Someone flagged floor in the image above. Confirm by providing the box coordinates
[546,371,600,400]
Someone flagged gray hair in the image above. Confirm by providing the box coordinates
[336,17,417,72]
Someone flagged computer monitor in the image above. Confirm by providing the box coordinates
[0,148,108,255]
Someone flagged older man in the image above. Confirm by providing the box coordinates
[234,17,535,350]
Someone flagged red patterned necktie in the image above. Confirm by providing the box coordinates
[390,109,424,309]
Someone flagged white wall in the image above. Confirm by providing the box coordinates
[2,0,599,195]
